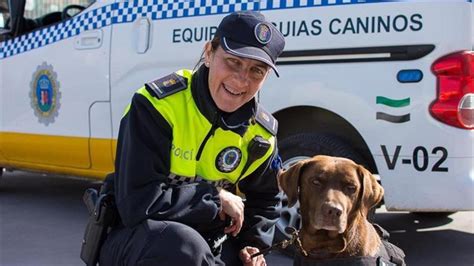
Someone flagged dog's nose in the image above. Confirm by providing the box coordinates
[322,203,343,218]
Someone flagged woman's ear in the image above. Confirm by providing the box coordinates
[204,42,213,67]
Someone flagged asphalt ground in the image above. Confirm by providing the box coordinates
[0,170,473,266]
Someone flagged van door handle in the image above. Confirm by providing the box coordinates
[74,30,103,50]
[136,17,150,54]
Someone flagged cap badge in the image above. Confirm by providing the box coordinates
[216,147,242,173]
[254,23,272,45]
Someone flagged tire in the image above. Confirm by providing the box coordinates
[274,133,366,255]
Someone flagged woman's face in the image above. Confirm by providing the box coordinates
[204,43,270,113]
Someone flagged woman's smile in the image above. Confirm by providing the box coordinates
[223,84,246,96]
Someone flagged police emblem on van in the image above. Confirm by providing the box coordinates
[216,147,242,173]
[29,62,61,125]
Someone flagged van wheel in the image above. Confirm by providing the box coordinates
[274,133,366,255]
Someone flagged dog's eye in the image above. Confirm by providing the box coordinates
[345,185,357,194]
[312,179,322,187]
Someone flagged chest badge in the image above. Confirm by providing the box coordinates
[216,147,242,173]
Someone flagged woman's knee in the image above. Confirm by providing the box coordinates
[138,220,215,265]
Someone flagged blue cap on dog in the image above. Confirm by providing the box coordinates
[216,11,285,77]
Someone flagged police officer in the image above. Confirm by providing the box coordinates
[99,11,285,266]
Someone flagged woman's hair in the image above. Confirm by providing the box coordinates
[193,36,221,72]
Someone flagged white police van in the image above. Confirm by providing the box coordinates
[0,0,472,234]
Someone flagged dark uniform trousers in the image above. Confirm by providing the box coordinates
[99,220,242,266]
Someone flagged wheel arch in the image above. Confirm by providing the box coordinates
[273,105,378,174]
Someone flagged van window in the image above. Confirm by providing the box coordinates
[0,0,9,29]
[18,0,93,35]
[24,0,92,20]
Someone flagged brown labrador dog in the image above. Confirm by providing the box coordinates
[278,155,384,260]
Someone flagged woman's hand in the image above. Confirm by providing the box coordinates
[218,188,244,237]
[239,246,266,266]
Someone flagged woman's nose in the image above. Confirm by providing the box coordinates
[234,68,250,87]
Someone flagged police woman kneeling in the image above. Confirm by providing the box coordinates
[100,11,285,266]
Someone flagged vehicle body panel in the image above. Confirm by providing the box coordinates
[0,0,472,209]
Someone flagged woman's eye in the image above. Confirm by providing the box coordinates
[250,67,266,80]
[227,58,239,66]
[253,68,264,76]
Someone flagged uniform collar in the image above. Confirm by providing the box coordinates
[191,65,256,136]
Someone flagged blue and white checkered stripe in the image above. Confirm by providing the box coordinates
[113,0,261,23]
[168,173,233,189]
[0,0,467,59]
[111,0,400,24]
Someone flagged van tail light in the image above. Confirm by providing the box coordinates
[430,51,474,129]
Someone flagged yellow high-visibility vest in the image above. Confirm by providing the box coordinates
[135,69,276,185]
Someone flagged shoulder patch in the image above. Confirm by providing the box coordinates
[255,105,278,136]
[145,73,187,99]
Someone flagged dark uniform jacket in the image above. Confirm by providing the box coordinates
[113,65,282,250]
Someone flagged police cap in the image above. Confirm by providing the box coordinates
[216,11,285,77]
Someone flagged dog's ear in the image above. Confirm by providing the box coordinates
[277,160,307,208]
[357,165,384,216]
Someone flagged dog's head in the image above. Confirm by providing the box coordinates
[278,155,383,236]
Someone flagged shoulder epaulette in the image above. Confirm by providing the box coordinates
[255,105,278,136]
[145,73,187,99]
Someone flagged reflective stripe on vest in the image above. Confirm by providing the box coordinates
[136,69,275,184]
